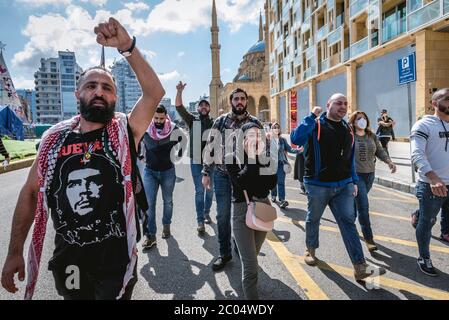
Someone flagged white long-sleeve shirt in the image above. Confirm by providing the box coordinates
[411,115,449,185]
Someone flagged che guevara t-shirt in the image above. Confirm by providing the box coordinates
[47,127,129,275]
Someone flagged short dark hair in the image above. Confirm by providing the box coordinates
[229,88,248,103]
[198,99,210,107]
[156,105,167,114]
[381,109,387,114]
[432,88,449,102]
[77,66,116,90]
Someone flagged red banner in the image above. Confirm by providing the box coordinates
[290,90,297,131]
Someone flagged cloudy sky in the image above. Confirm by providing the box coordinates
[0,0,265,104]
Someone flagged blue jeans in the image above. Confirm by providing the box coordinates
[213,170,232,257]
[355,172,375,241]
[271,162,286,201]
[305,183,365,265]
[191,162,214,224]
[143,167,176,235]
[416,181,449,259]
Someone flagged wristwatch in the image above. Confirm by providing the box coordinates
[118,36,136,57]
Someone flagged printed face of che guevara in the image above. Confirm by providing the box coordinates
[66,168,103,216]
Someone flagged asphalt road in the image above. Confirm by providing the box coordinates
[1,161,448,300]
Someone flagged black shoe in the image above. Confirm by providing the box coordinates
[280,200,289,209]
[204,215,212,224]
[142,235,156,251]
[212,255,232,271]
[417,257,437,277]
[197,223,205,235]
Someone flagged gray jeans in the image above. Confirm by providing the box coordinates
[232,197,269,300]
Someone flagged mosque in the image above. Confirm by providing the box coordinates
[209,0,271,122]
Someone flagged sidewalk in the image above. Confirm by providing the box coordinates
[375,141,416,195]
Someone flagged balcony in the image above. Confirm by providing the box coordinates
[328,26,343,46]
[315,0,325,10]
[350,0,369,18]
[350,36,369,58]
[294,54,302,67]
[445,0,449,14]
[336,13,345,28]
[368,0,379,19]
[305,45,315,60]
[303,66,317,80]
[270,88,278,95]
[269,65,274,74]
[316,24,329,41]
[302,17,311,32]
[327,0,335,11]
[408,0,441,31]
[319,59,329,73]
[304,7,311,20]
[344,47,350,61]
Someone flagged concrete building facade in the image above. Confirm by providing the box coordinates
[111,58,142,114]
[267,0,449,137]
[34,51,82,124]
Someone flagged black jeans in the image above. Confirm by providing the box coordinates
[379,137,391,154]
[52,264,138,300]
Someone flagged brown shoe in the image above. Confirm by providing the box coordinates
[162,224,171,239]
[365,239,378,252]
[354,262,386,281]
[304,249,318,266]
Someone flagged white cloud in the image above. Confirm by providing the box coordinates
[177,51,185,58]
[15,0,72,6]
[13,76,35,90]
[141,49,157,60]
[158,70,180,82]
[79,0,108,6]
[124,1,150,11]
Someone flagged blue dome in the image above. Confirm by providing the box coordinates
[247,40,265,54]
[238,74,251,81]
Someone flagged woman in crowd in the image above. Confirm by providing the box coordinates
[349,111,397,252]
[226,122,277,299]
[269,122,298,209]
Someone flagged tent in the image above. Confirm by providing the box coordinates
[0,105,24,140]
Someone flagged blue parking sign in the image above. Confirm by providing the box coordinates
[397,53,416,85]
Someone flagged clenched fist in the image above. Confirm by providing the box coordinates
[94,17,133,52]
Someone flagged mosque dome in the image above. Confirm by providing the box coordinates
[246,40,265,55]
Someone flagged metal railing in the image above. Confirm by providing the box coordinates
[408,0,441,31]
[350,36,369,58]
[303,66,317,80]
[344,47,350,61]
[350,0,369,18]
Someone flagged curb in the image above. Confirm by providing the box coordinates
[0,158,35,175]
[375,176,416,195]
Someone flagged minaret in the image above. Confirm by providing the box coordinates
[209,0,223,117]
[259,11,263,42]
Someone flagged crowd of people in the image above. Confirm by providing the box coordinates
[1,18,449,300]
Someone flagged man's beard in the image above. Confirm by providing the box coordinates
[438,103,449,115]
[155,122,165,129]
[198,109,210,117]
[232,103,247,116]
[80,97,115,124]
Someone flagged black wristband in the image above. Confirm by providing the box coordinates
[118,36,136,56]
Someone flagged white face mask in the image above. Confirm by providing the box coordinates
[356,118,367,130]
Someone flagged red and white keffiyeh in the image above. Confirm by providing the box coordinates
[25,112,137,300]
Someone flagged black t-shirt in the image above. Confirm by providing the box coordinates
[47,127,129,274]
[304,117,353,182]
